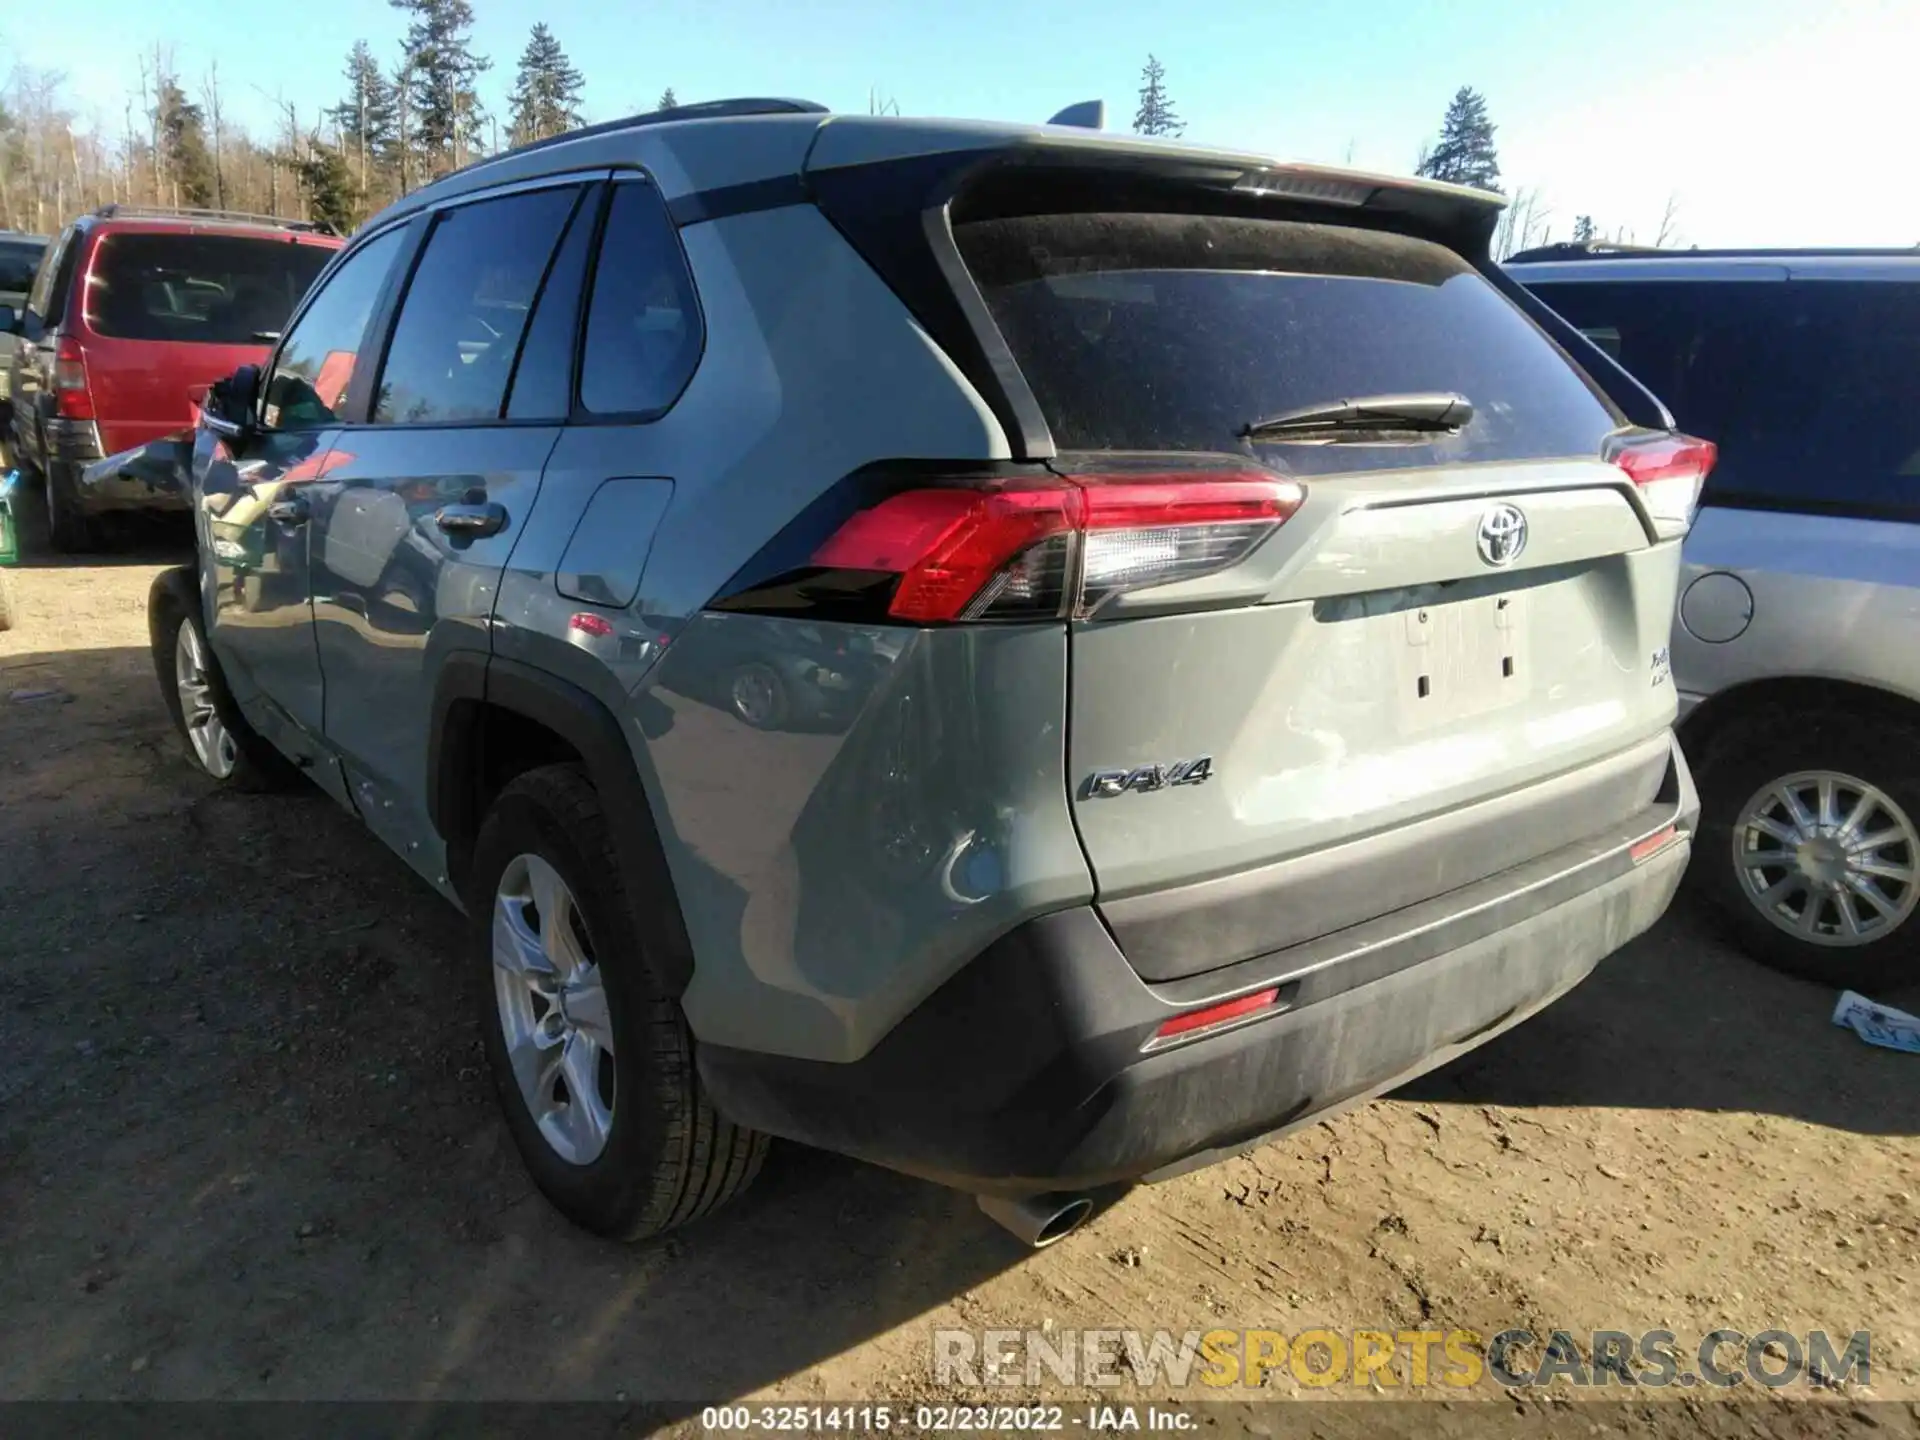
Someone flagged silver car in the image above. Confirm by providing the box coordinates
[1515,247,1920,993]
[148,98,1703,1245]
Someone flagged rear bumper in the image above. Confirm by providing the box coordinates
[700,733,1697,1196]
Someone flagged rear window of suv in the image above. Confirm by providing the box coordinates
[84,231,333,345]
[957,212,1623,475]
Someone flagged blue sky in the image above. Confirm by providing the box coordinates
[7,0,1917,247]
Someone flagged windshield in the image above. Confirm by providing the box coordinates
[85,232,334,344]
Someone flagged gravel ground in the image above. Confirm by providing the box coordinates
[0,517,1915,1436]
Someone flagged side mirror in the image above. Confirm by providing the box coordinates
[0,304,18,335]
[202,363,260,442]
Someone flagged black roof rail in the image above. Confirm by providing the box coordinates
[1504,240,1666,264]
[426,97,830,186]
[92,203,336,236]
[1509,240,1920,265]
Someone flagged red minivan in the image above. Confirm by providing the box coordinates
[3,206,342,550]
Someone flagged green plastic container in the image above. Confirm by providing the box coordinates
[0,468,18,565]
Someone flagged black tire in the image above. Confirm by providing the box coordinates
[467,763,767,1239]
[43,458,99,554]
[148,569,300,791]
[1691,708,1920,993]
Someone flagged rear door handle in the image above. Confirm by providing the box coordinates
[434,502,507,538]
[267,493,309,525]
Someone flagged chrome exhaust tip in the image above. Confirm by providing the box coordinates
[976,1191,1094,1248]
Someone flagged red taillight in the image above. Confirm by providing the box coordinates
[53,337,95,421]
[1154,987,1281,1042]
[568,611,616,638]
[810,470,1304,623]
[1609,432,1716,528]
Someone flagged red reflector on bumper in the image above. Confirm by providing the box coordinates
[1155,987,1281,1041]
[1629,825,1680,863]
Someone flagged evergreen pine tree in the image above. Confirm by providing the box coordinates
[294,139,357,234]
[508,23,586,145]
[656,87,678,112]
[1415,86,1501,193]
[155,80,215,207]
[1132,54,1183,137]
[1572,214,1597,244]
[391,0,491,170]
[328,42,399,186]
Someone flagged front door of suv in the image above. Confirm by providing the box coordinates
[201,225,406,795]
[305,179,595,889]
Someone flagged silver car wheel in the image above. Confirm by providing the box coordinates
[1733,769,1920,949]
[492,853,616,1165]
[174,619,238,779]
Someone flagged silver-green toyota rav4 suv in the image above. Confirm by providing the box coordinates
[149,99,1705,1245]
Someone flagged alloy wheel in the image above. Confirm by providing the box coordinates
[174,620,238,779]
[492,853,617,1164]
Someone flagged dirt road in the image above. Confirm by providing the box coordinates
[1,535,1915,1431]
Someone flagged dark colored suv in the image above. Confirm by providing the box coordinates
[0,231,48,435]
[1514,247,1920,991]
[3,206,341,550]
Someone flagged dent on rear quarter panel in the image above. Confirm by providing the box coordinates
[656,619,1092,1064]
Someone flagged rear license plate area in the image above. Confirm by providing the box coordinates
[1394,591,1530,733]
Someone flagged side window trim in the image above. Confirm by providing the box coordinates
[569,171,706,425]
[352,169,610,430]
[502,182,606,421]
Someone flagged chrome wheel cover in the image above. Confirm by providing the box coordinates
[1733,769,1919,949]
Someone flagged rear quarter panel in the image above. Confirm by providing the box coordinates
[1674,505,1920,711]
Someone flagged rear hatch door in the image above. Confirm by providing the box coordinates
[956,209,1681,978]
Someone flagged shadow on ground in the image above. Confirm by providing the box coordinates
[0,640,1020,1407]
[1402,890,1919,1135]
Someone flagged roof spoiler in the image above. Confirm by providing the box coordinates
[1046,100,1105,131]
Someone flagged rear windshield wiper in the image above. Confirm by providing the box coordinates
[1240,392,1474,441]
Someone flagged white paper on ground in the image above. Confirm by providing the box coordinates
[1830,990,1920,1054]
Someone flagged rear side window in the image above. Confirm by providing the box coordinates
[1532,279,1920,515]
[957,213,1623,475]
[374,185,583,425]
[577,181,702,417]
[504,187,599,421]
[30,227,78,325]
[84,232,334,344]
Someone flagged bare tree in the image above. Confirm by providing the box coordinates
[868,85,900,117]
[201,62,227,208]
[1492,185,1554,259]
[1654,192,1683,248]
